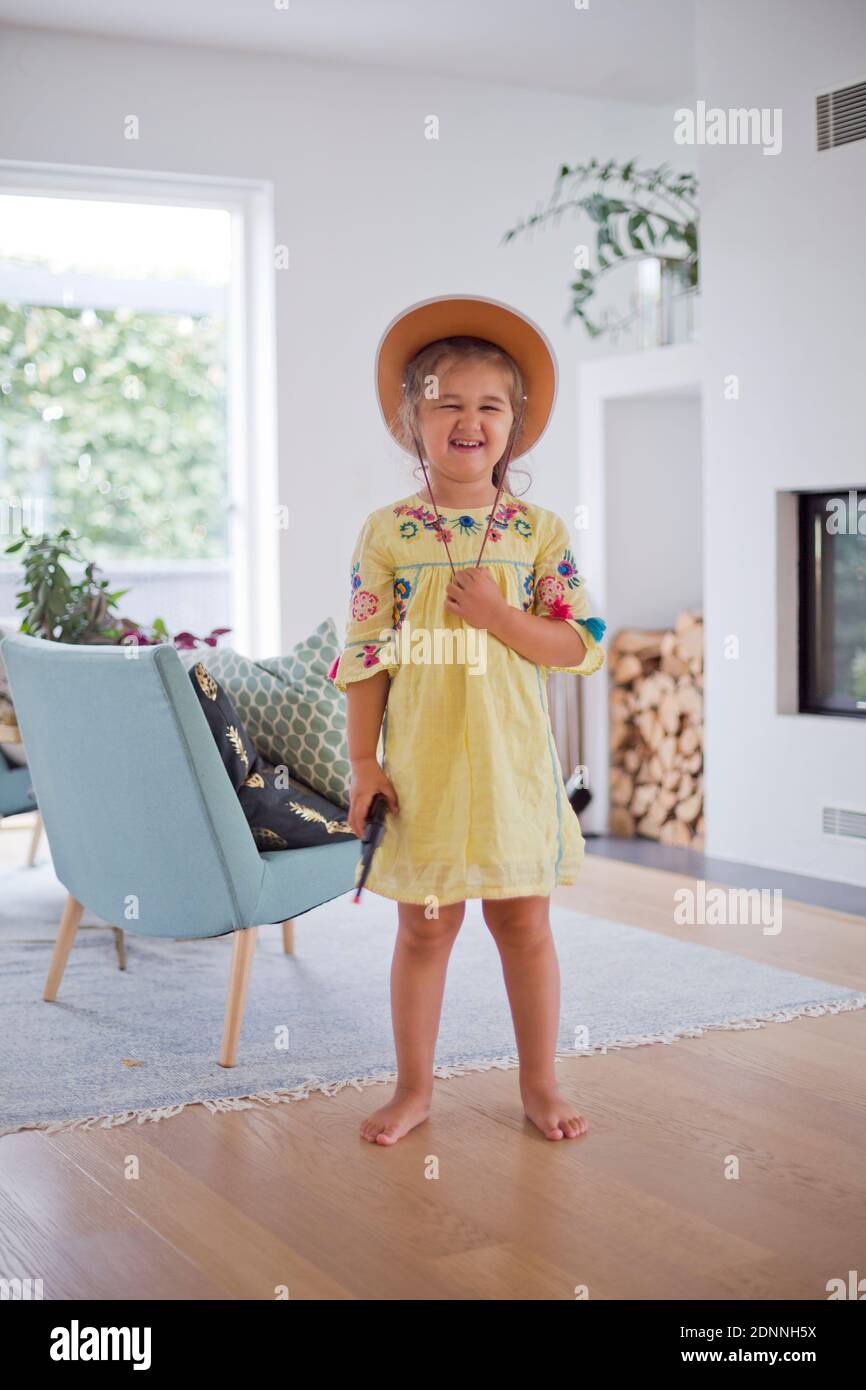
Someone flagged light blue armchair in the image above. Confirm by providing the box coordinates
[0,744,34,816]
[0,632,360,1066]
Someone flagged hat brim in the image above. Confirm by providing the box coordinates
[375,294,558,461]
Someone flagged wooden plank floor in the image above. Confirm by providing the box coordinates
[1,815,865,1300]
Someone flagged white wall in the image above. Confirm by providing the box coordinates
[695,0,866,886]
[605,393,703,630]
[0,24,679,666]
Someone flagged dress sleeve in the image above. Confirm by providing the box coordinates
[327,513,401,693]
[531,512,606,676]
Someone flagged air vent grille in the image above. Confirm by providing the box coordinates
[817,80,866,150]
[822,805,866,841]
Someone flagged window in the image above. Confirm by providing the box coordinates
[798,489,866,718]
[0,193,233,643]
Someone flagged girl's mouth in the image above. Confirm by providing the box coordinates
[449,439,485,451]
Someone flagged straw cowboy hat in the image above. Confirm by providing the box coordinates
[375,293,558,461]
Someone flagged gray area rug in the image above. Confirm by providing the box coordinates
[1,861,864,1136]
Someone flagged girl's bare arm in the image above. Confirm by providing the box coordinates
[346,669,391,764]
[345,671,399,837]
[488,607,588,668]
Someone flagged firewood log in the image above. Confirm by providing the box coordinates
[630,784,657,818]
[676,684,703,722]
[658,735,678,770]
[679,725,699,755]
[609,807,635,836]
[659,692,680,735]
[613,653,643,685]
[615,630,666,657]
[676,624,704,664]
[609,615,704,846]
[676,790,703,823]
[610,770,634,806]
[674,608,701,634]
[660,819,692,847]
[636,811,664,839]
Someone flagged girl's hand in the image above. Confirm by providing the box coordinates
[348,757,399,840]
[444,568,507,629]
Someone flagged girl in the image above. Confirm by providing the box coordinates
[328,295,606,1146]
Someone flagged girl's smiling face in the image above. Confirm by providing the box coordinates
[415,358,515,484]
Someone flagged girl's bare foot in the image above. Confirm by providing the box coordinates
[520,1084,587,1141]
[360,1086,431,1145]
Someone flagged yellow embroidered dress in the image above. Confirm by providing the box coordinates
[328,489,606,907]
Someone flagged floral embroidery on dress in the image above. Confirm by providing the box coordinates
[521,572,535,611]
[535,563,607,641]
[393,575,413,627]
[351,587,379,622]
[328,572,413,686]
[392,502,456,544]
[534,544,588,619]
[328,645,387,681]
[358,642,385,670]
[349,559,381,622]
[554,547,582,590]
[392,497,533,542]
[431,524,454,545]
[452,514,487,536]
[536,577,575,620]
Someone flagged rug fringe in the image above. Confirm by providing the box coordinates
[3,992,864,1138]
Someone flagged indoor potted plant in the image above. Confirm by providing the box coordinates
[1,526,230,730]
[503,156,699,345]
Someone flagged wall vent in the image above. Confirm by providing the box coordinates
[822,805,866,841]
[817,80,866,150]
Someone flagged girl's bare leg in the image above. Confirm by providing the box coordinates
[482,895,587,1141]
[360,899,465,1146]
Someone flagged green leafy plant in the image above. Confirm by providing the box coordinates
[0,300,227,559]
[503,157,699,340]
[3,526,229,649]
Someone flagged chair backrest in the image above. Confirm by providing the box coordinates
[0,633,264,937]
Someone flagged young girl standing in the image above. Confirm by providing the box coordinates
[328,295,606,1146]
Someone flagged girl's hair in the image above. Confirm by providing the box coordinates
[391,335,530,497]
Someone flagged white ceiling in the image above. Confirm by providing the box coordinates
[0,0,696,104]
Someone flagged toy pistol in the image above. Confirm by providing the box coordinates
[352,791,390,903]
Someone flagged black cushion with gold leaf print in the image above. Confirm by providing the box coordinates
[237,762,357,852]
[189,660,259,791]
[189,661,358,851]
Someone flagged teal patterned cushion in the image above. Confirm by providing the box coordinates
[176,619,352,808]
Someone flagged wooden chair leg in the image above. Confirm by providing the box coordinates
[44,893,84,1001]
[281,918,294,955]
[219,927,257,1068]
[112,926,127,971]
[26,812,43,867]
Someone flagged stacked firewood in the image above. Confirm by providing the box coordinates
[608,609,704,849]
